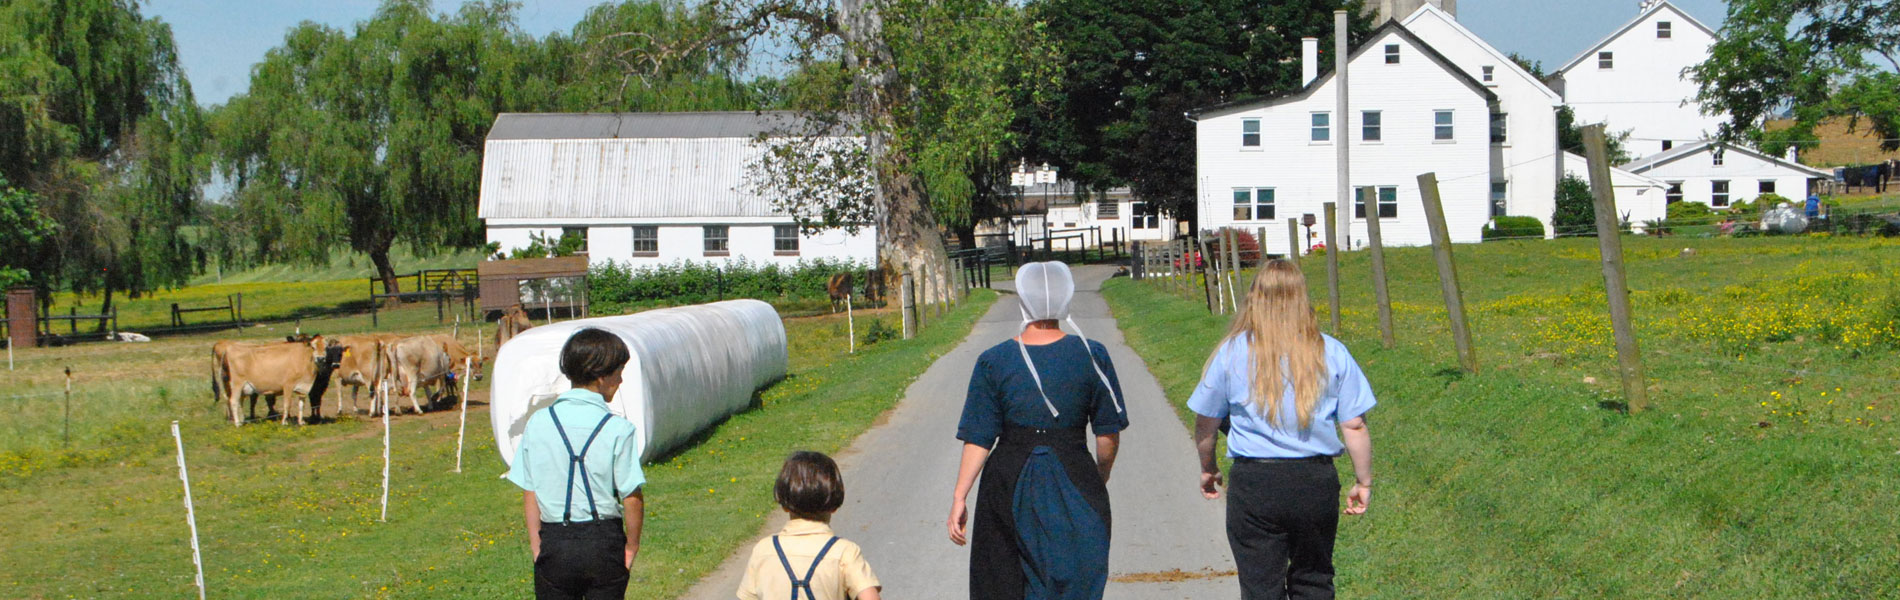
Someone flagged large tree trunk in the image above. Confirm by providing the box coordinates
[96,286,114,333]
[370,239,401,300]
[840,0,952,304]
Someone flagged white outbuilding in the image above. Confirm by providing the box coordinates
[1560,151,1670,232]
[478,112,878,268]
[1192,21,1497,256]
[1621,141,1832,210]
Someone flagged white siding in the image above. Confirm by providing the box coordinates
[1555,2,1726,153]
[1403,5,1564,236]
[1560,152,1669,231]
[486,223,876,269]
[1196,27,1495,258]
[1631,146,1822,210]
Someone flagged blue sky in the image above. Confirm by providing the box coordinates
[147,0,1731,107]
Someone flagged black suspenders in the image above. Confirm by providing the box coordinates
[547,400,616,524]
[772,535,840,600]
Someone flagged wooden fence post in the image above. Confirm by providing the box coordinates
[1286,218,1301,259]
[1225,228,1242,312]
[1323,202,1342,334]
[1416,172,1478,373]
[1196,234,1219,314]
[901,272,916,340]
[1363,187,1395,348]
[1583,124,1650,411]
[63,366,72,447]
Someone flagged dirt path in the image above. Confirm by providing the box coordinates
[679,265,1237,600]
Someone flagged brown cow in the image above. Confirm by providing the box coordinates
[211,340,270,419]
[219,336,344,426]
[827,272,854,313]
[495,304,534,350]
[380,335,457,415]
[330,334,405,415]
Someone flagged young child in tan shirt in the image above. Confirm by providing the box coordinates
[737,451,882,600]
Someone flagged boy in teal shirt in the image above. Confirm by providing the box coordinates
[509,328,646,600]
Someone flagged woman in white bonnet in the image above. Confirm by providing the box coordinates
[945,261,1128,600]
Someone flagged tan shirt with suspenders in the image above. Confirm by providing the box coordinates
[737,519,880,600]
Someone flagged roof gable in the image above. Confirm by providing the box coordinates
[1555,1,1718,75]
[1622,141,1833,178]
[1189,20,1496,119]
[1400,4,1562,103]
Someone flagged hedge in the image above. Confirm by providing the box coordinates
[1482,216,1546,240]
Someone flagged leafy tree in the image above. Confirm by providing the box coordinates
[1022,0,1371,223]
[0,179,58,289]
[1508,54,1634,164]
[0,0,204,317]
[1551,174,1595,235]
[621,0,1060,300]
[1691,0,1900,154]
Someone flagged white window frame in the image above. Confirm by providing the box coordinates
[1384,44,1400,64]
[1665,182,1684,204]
[1490,112,1508,144]
[1433,110,1455,142]
[1598,51,1614,70]
[1490,181,1508,218]
[703,225,730,256]
[1711,180,1730,207]
[1362,110,1382,142]
[1353,186,1399,220]
[1713,149,1725,167]
[1231,188,1275,222]
[630,225,658,257]
[1310,112,1331,143]
[1481,65,1495,83]
[1758,180,1776,196]
[773,224,800,256]
[1662,140,1673,152]
[1657,21,1672,39]
[1241,118,1261,149]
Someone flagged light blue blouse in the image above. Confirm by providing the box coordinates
[508,389,646,522]
[1186,333,1376,458]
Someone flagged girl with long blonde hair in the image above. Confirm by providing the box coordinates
[1185,259,1375,600]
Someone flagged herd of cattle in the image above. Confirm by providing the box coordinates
[210,305,537,426]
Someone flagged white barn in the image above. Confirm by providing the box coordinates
[1551,1,1727,157]
[478,112,878,268]
[1192,21,1497,256]
[1401,4,1567,236]
[1622,141,1831,210]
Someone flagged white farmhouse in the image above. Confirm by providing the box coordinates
[1041,185,1177,243]
[1192,21,1496,257]
[1551,1,1726,157]
[1401,4,1565,236]
[1622,141,1832,210]
[477,112,878,268]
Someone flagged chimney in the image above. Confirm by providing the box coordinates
[1302,37,1320,86]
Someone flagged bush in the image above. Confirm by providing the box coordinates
[588,258,869,314]
[1551,175,1596,235]
[860,319,899,347]
[1210,229,1263,264]
[1667,201,1714,223]
[1483,216,1547,240]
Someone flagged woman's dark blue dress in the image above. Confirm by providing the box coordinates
[958,334,1128,600]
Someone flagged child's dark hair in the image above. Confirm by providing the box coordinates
[774,451,845,519]
[560,328,630,386]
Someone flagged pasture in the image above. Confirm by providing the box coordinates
[0,281,996,598]
[1104,234,1900,597]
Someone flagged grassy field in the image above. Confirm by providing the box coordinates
[1103,234,1899,598]
[0,285,995,598]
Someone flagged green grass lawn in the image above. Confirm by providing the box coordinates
[1103,234,1899,598]
[0,285,995,598]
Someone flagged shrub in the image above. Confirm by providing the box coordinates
[1754,193,1791,209]
[861,319,900,347]
[1551,175,1596,235]
[588,258,869,314]
[1483,216,1546,241]
[1210,229,1263,264]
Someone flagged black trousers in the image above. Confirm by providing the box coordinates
[535,518,629,600]
[1226,458,1340,600]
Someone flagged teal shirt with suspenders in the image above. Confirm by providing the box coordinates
[508,389,646,522]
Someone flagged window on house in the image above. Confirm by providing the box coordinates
[1131,202,1159,229]
[1666,182,1683,204]
[1713,149,1725,166]
[1481,65,1495,82]
[1434,110,1455,141]
[1657,21,1672,39]
[1098,201,1119,219]
[1241,118,1261,148]
[1598,51,1614,69]
[1490,112,1508,143]
[773,225,799,255]
[703,225,729,255]
[1711,180,1730,207]
[1311,112,1331,142]
[1490,182,1508,218]
[1758,180,1776,195]
[631,225,658,257]
[1662,140,1673,151]
[1232,188,1275,221]
[1362,111,1382,142]
[1354,186,1399,219]
[1385,44,1400,64]
[562,227,589,254]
